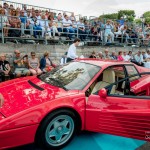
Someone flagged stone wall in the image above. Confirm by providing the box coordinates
[0,43,148,65]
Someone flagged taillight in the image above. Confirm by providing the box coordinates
[0,93,4,108]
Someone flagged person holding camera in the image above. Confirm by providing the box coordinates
[13,50,30,77]
[104,20,114,44]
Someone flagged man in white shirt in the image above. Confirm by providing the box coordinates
[122,51,130,61]
[63,15,75,40]
[67,38,80,62]
[134,51,144,66]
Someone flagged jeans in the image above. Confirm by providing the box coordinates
[21,23,34,36]
[33,25,42,38]
[104,32,114,43]
[63,27,75,39]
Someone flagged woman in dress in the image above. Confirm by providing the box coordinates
[28,52,42,75]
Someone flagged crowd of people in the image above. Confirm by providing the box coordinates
[0,46,150,82]
[0,2,150,45]
[0,49,57,82]
[88,49,150,67]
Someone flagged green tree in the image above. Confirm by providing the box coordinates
[99,13,118,20]
[118,10,135,21]
[143,11,150,18]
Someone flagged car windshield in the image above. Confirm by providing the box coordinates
[38,62,100,90]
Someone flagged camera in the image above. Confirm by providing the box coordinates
[23,54,28,58]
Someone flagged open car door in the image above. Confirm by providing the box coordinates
[85,84,150,141]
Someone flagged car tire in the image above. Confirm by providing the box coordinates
[36,109,78,150]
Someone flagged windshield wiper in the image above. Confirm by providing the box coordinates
[48,77,67,90]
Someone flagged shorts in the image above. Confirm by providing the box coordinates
[14,68,30,75]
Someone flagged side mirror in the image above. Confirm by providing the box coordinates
[98,88,107,99]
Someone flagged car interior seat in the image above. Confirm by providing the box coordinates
[91,69,116,94]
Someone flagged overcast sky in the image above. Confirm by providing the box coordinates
[6,0,150,18]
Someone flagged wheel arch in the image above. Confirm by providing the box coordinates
[34,107,82,142]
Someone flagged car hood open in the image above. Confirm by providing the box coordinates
[0,76,78,117]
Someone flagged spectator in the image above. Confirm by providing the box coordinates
[9,4,14,10]
[117,17,125,26]
[143,33,150,46]
[60,52,68,65]
[56,14,63,33]
[71,19,77,34]
[89,51,96,58]
[110,51,117,60]
[26,10,34,36]
[84,20,91,38]
[134,51,144,66]
[48,14,60,38]
[45,10,49,19]
[77,18,85,41]
[103,49,111,59]
[114,23,124,38]
[117,51,124,61]
[128,51,134,60]
[20,10,28,37]
[138,28,145,46]
[122,51,130,61]
[70,12,76,21]
[142,51,147,61]
[0,8,10,37]
[40,51,56,72]
[91,24,100,41]
[9,9,21,37]
[104,20,114,44]
[97,52,103,59]
[30,11,42,38]
[39,14,51,38]
[62,12,67,20]
[63,15,74,40]
[67,38,80,62]
[28,52,42,75]
[0,53,14,81]
[22,4,27,16]
[13,50,30,77]
[3,2,9,16]
[145,50,150,60]
[35,10,41,20]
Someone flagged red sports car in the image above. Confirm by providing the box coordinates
[0,60,150,150]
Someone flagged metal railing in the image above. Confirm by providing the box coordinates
[0,14,149,47]
[0,0,73,16]
[0,1,149,46]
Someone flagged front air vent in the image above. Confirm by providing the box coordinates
[28,80,44,91]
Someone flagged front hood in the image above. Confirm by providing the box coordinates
[0,77,78,117]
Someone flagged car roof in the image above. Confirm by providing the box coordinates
[76,59,132,68]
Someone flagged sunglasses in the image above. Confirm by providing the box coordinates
[31,55,35,56]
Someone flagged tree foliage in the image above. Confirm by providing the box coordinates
[99,10,135,22]
[118,10,135,21]
[143,11,150,18]
[143,11,150,24]
[99,13,118,20]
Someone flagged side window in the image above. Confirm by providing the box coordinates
[88,65,125,96]
[125,65,140,81]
